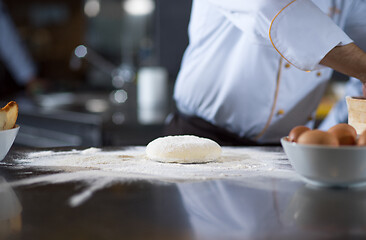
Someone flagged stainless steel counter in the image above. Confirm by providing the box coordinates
[1,146,366,240]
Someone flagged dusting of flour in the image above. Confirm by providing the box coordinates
[9,147,299,207]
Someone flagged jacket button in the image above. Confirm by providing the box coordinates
[316,72,322,77]
[284,63,291,69]
[277,109,285,115]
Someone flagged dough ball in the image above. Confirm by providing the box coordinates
[146,135,222,163]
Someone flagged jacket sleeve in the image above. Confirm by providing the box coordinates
[205,0,353,71]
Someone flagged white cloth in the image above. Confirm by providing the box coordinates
[0,0,36,85]
[174,0,366,143]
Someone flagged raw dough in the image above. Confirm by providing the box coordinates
[146,135,222,163]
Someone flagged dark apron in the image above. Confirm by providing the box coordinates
[164,112,280,146]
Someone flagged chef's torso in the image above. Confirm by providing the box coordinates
[174,0,361,143]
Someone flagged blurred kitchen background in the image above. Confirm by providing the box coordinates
[0,0,348,148]
[0,0,192,147]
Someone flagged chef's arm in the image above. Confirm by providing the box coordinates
[320,0,366,84]
[208,0,354,71]
[320,43,366,84]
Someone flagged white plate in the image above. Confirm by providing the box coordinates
[281,137,366,188]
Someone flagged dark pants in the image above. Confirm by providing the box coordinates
[164,112,276,146]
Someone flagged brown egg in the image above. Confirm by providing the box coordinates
[297,130,339,146]
[357,130,366,146]
[328,123,357,145]
[288,126,311,142]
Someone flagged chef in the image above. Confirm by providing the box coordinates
[165,0,366,145]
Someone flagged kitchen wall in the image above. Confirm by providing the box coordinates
[2,0,191,89]
[3,0,85,90]
[0,0,193,147]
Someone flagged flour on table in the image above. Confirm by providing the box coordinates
[10,147,299,207]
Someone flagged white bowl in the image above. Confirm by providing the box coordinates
[281,137,366,188]
[0,125,19,161]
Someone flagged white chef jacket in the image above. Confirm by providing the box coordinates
[174,0,366,143]
[0,0,36,85]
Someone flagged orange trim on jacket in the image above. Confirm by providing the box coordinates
[269,0,311,72]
